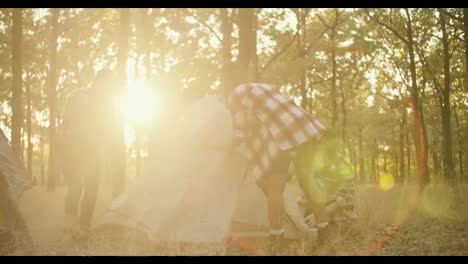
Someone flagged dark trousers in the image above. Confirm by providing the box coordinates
[63,162,99,229]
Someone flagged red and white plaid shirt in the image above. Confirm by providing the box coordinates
[228,83,326,181]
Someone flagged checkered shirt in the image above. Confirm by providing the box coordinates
[228,83,326,181]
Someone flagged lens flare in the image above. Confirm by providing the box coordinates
[379,173,395,191]
[120,80,157,124]
[420,184,456,219]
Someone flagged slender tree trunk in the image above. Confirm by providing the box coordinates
[237,8,256,82]
[372,158,376,183]
[112,8,130,198]
[11,8,23,157]
[399,106,406,182]
[358,126,365,183]
[340,85,347,151]
[432,150,440,178]
[40,132,45,186]
[395,151,399,183]
[463,8,468,90]
[330,29,338,128]
[20,128,25,163]
[25,76,33,182]
[134,10,145,179]
[251,9,258,82]
[453,104,464,181]
[135,128,141,179]
[438,9,455,183]
[406,8,428,186]
[392,127,398,182]
[220,8,233,101]
[406,132,411,180]
[298,8,308,110]
[47,9,59,191]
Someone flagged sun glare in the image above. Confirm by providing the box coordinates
[379,173,395,192]
[120,80,157,125]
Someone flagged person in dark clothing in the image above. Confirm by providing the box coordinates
[58,70,113,236]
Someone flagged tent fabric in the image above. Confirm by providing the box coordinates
[95,95,248,243]
[0,129,32,200]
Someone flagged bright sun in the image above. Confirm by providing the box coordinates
[120,80,157,125]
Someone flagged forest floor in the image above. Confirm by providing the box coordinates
[10,183,468,256]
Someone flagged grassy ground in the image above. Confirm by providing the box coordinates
[9,183,468,256]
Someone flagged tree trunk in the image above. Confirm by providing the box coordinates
[340,85,347,151]
[383,154,388,172]
[399,106,406,182]
[438,9,455,183]
[358,126,365,183]
[11,8,23,157]
[406,8,428,186]
[406,131,411,180]
[40,132,45,186]
[298,8,308,110]
[453,104,464,181]
[46,8,59,191]
[220,8,233,101]
[370,146,378,180]
[251,9,258,82]
[135,128,141,179]
[392,127,398,182]
[330,28,338,128]
[432,150,440,178]
[134,9,145,179]
[463,8,468,90]
[25,76,33,182]
[111,8,130,198]
[237,8,256,82]
[20,127,25,163]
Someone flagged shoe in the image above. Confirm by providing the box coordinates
[304,213,329,230]
[343,209,358,220]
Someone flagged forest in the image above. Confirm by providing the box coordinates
[0,8,467,256]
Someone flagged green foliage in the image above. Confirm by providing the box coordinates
[0,8,465,183]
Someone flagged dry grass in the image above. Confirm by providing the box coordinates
[7,183,468,256]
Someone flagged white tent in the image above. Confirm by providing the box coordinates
[96,95,247,243]
[0,129,32,200]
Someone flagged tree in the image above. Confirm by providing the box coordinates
[317,9,342,128]
[464,9,468,90]
[368,8,429,186]
[25,73,33,180]
[438,8,455,182]
[46,8,59,191]
[111,8,130,198]
[237,8,257,82]
[220,8,234,101]
[11,8,23,156]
